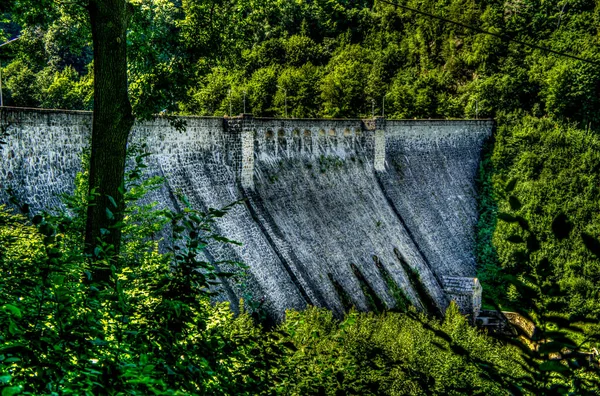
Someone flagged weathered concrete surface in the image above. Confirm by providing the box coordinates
[380,121,492,278]
[128,117,308,321]
[248,118,448,315]
[0,108,493,319]
[0,109,91,211]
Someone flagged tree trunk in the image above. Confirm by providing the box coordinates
[85,0,135,259]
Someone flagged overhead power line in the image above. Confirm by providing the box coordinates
[377,0,600,66]
[0,36,21,48]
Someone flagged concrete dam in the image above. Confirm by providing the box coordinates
[0,108,493,321]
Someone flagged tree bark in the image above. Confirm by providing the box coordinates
[85,0,135,258]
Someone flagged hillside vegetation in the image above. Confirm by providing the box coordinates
[1,0,599,122]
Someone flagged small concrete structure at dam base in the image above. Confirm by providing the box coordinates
[0,107,494,322]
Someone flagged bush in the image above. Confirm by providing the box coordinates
[246,66,279,117]
[275,304,529,395]
[40,66,89,110]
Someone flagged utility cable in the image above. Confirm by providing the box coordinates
[0,36,21,48]
[377,0,600,66]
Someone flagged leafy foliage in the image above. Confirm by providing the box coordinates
[479,118,600,320]
[490,187,600,394]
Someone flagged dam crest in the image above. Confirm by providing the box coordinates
[0,108,493,320]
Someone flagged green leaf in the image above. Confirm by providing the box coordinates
[111,221,125,229]
[552,213,572,241]
[213,235,241,245]
[508,196,522,211]
[90,338,109,347]
[105,208,114,220]
[107,195,118,208]
[497,212,517,223]
[2,304,22,318]
[581,233,600,259]
[2,386,22,396]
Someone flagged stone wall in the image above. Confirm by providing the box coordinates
[0,107,494,319]
[380,120,493,278]
[442,276,483,320]
[0,109,92,210]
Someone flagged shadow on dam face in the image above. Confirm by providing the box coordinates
[0,108,494,321]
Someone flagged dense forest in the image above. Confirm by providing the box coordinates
[1,0,600,394]
[1,0,599,122]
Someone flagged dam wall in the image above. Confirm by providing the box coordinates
[0,108,494,320]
